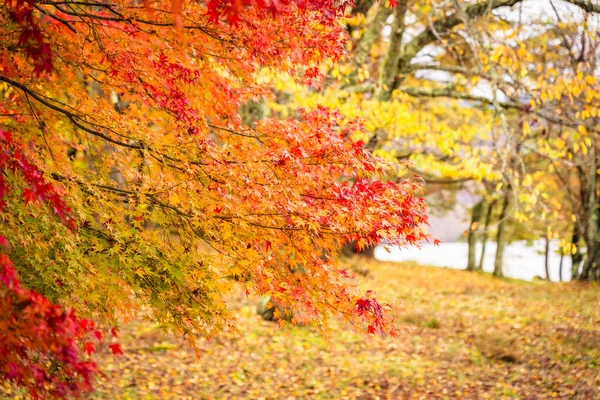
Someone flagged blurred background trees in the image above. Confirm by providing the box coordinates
[272,0,600,281]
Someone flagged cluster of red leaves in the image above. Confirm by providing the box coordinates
[0,129,73,226]
[3,0,52,75]
[203,0,352,25]
[0,129,123,397]
[354,290,394,336]
[332,178,426,247]
[144,54,201,124]
[0,254,97,399]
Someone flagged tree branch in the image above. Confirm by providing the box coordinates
[0,76,143,150]
[390,0,524,93]
[407,167,474,184]
[398,85,599,134]
[562,0,600,13]
[406,63,496,81]
[398,85,517,106]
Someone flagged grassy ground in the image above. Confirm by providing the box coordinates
[6,259,600,399]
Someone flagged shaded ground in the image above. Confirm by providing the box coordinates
[4,260,600,399]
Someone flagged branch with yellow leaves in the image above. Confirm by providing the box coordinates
[397,86,599,134]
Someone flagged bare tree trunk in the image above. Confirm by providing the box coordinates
[581,232,600,281]
[467,199,485,271]
[544,233,551,281]
[494,189,511,278]
[571,221,583,280]
[558,246,564,282]
[478,199,496,271]
[581,245,600,281]
[580,144,599,281]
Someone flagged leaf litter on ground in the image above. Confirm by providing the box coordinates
[3,259,599,399]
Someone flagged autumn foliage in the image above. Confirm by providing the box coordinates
[0,0,427,396]
[0,130,99,398]
[0,254,97,398]
[0,129,129,397]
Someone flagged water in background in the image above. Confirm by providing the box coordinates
[375,240,576,282]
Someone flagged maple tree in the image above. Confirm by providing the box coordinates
[0,0,430,396]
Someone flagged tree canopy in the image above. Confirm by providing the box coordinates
[0,0,429,396]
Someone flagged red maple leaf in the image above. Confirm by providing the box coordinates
[21,188,36,205]
[109,343,124,356]
[92,330,103,341]
[83,342,96,356]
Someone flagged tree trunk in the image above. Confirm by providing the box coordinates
[341,241,375,258]
[348,3,392,87]
[580,143,599,281]
[580,245,600,281]
[558,246,564,282]
[478,199,496,271]
[467,199,485,271]
[544,233,551,281]
[494,189,511,278]
[375,0,408,101]
[571,221,583,280]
